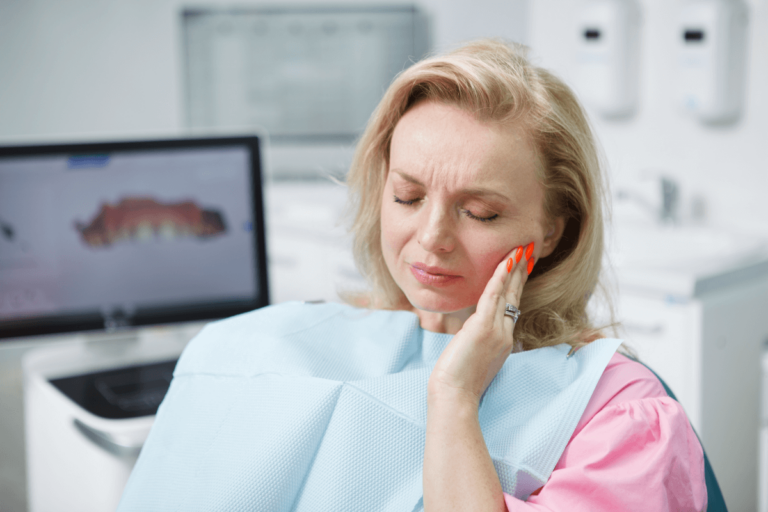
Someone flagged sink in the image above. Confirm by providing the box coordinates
[607,221,766,271]
[604,220,768,298]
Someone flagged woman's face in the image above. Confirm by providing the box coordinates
[381,100,561,315]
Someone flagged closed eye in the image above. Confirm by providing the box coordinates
[395,195,499,222]
[393,195,419,206]
[462,209,499,222]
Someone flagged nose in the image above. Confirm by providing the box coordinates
[417,203,456,253]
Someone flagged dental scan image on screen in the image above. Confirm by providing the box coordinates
[74,196,228,248]
[0,146,257,321]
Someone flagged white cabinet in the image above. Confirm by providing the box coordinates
[264,181,364,305]
[23,326,202,512]
[615,293,702,427]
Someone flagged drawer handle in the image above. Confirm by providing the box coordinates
[73,418,144,458]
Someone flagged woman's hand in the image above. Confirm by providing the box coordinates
[423,243,534,512]
[427,242,533,407]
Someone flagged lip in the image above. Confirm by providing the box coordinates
[408,262,462,287]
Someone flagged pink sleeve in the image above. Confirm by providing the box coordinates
[502,355,707,512]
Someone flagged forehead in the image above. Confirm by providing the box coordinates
[389,101,541,196]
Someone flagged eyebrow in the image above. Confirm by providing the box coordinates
[392,170,512,203]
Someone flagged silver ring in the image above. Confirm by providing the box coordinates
[504,303,521,324]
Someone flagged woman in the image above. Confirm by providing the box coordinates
[118,40,706,511]
[346,38,705,511]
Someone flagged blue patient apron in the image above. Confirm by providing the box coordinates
[118,302,620,512]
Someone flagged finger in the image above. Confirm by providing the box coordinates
[497,253,520,320]
[494,245,529,327]
[505,250,530,307]
[500,243,533,333]
[499,243,529,307]
[476,246,522,318]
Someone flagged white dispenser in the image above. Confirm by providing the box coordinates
[677,0,748,123]
[575,0,642,118]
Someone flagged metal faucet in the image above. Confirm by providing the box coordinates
[616,175,680,225]
[659,177,679,224]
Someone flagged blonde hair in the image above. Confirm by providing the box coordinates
[346,39,610,351]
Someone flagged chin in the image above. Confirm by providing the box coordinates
[404,288,478,315]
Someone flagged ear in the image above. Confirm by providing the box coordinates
[539,216,566,258]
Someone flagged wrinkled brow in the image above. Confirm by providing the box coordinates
[392,170,512,203]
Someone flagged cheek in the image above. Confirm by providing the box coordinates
[461,227,538,284]
[466,243,510,283]
[380,202,411,264]
[455,228,507,281]
[380,205,398,251]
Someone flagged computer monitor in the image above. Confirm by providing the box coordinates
[0,135,269,339]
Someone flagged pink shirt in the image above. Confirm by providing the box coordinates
[503,353,708,511]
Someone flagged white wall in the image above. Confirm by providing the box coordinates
[5,0,761,238]
[3,0,763,232]
[0,0,527,143]
[528,0,768,238]
[0,0,182,142]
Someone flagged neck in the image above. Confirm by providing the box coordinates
[415,306,475,335]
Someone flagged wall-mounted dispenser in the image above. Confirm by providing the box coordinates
[677,0,748,123]
[575,0,642,118]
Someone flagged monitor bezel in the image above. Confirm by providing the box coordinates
[0,135,270,340]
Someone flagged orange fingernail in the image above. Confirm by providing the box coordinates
[527,257,535,275]
[507,257,513,273]
[525,242,535,260]
[515,246,523,263]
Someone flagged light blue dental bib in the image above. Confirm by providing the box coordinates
[118,302,620,511]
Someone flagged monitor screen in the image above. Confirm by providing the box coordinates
[0,136,269,339]
[182,5,429,141]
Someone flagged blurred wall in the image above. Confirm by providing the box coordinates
[2,0,764,234]
[528,0,768,238]
[0,0,527,143]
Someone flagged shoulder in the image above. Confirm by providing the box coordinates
[196,301,395,341]
[202,301,418,334]
[573,352,670,438]
[532,352,707,510]
[204,301,347,334]
[176,302,350,374]
[176,301,423,376]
